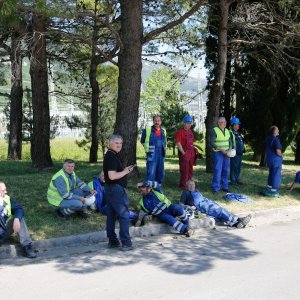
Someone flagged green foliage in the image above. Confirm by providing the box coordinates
[141,66,181,117]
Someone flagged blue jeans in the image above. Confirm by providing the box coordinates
[212,151,230,192]
[58,188,88,216]
[105,184,132,246]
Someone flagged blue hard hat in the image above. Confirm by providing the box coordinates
[230,117,240,125]
[183,115,193,123]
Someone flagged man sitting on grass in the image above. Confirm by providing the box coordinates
[137,181,194,237]
[0,181,37,258]
[47,159,96,219]
[179,179,251,228]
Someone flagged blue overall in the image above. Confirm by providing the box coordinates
[141,191,189,234]
[180,189,238,226]
[142,128,166,185]
[266,135,283,190]
[230,131,245,184]
[92,177,137,220]
[212,152,230,192]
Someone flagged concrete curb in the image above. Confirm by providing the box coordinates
[1,205,300,260]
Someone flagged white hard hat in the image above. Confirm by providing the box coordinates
[226,149,236,158]
[85,195,96,206]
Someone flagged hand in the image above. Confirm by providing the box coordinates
[191,206,197,210]
[13,218,21,234]
[90,189,97,195]
[127,164,136,173]
[79,196,86,204]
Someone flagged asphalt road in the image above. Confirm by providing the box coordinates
[1,218,300,300]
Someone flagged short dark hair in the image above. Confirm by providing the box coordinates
[153,114,161,121]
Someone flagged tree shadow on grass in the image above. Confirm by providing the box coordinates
[51,229,256,276]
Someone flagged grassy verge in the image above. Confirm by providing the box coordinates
[0,138,299,240]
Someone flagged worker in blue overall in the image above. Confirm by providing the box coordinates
[230,117,245,185]
[179,179,251,228]
[288,171,300,191]
[141,115,167,191]
[137,181,194,237]
[88,170,138,221]
[261,126,283,197]
[209,117,233,193]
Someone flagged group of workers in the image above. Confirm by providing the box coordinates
[1,115,298,257]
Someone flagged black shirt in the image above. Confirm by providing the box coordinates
[103,149,127,188]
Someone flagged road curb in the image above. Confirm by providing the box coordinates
[1,205,300,260]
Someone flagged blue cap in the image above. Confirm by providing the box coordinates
[183,115,193,123]
[230,117,240,125]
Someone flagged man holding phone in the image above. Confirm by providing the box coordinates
[103,134,135,251]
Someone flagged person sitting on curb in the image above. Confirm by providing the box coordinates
[0,181,37,258]
[47,159,97,219]
[179,179,251,228]
[88,170,139,222]
[137,180,194,237]
[289,171,300,191]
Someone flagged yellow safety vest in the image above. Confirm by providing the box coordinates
[142,126,167,153]
[230,130,236,149]
[139,190,171,213]
[0,195,12,219]
[213,127,230,151]
[47,169,77,206]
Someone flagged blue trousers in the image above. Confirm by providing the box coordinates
[146,147,165,184]
[230,154,242,184]
[267,158,282,190]
[59,187,88,216]
[212,151,230,192]
[100,205,137,220]
[105,184,131,246]
[157,204,188,234]
[196,198,238,226]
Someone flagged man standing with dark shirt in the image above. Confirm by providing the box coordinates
[103,135,135,250]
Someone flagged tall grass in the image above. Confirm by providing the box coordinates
[0,138,299,240]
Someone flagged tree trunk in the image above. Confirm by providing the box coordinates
[295,131,300,164]
[89,30,100,163]
[29,13,53,169]
[223,56,232,121]
[114,0,143,167]
[8,31,23,160]
[205,0,231,172]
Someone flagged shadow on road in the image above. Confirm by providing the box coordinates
[51,228,257,275]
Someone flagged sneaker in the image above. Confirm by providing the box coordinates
[260,189,280,197]
[212,190,219,194]
[121,243,135,251]
[23,244,37,259]
[235,214,252,229]
[222,188,230,193]
[77,211,89,219]
[108,239,121,249]
[185,228,195,237]
[135,210,147,227]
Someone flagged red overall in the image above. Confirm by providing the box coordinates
[175,128,195,188]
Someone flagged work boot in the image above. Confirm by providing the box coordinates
[121,242,135,251]
[108,239,121,249]
[135,210,147,227]
[23,244,37,259]
[55,209,68,220]
[185,228,195,237]
[77,211,89,219]
[234,214,252,229]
